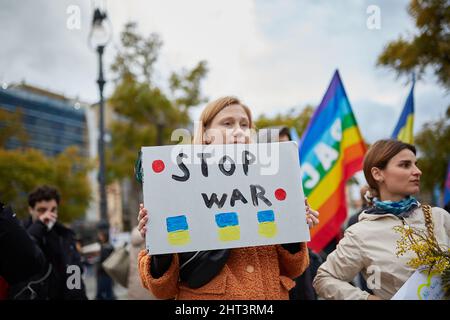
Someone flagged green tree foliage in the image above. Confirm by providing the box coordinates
[110,23,162,84]
[377,0,450,89]
[107,22,208,182]
[1,102,92,222]
[254,106,314,138]
[0,146,92,222]
[169,61,209,110]
[50,147,93,222]
[415,106,450,193]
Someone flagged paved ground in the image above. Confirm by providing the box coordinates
[83,265,128,300]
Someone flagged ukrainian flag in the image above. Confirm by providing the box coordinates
[392,78,415,144]
[257,210,277,238]
[215,212,240,241]
[166,215,191,246]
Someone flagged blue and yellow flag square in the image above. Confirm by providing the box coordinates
[166,215,191,246]
[215,212,240,242]
[257,210,277,238]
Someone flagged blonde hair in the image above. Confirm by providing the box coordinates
[193,96,254,144]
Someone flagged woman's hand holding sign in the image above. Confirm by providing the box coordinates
[138,203,148,239]
[305,198,320,229]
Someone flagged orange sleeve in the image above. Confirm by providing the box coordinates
[276,242,310,279]
[138,250,180,299]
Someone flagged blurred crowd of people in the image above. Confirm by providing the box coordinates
[0,185,159,300]
[1,116,449,300]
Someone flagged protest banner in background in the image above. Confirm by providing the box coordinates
[142,142,310,254]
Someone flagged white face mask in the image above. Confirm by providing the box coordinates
[46,220,55,231]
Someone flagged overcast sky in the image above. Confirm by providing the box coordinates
[0,0,448,143]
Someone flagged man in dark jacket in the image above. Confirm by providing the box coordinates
[24,185,87,300]
[0,202,50,299]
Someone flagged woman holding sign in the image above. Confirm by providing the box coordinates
[313,139,450,300]
[137,96,319,300]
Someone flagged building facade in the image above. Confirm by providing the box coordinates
[0,83,87,157]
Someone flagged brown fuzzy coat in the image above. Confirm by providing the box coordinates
[138,243,309,300]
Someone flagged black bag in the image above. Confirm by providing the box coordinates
[179,249,230,289]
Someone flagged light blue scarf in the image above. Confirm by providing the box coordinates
[371,196,419,217]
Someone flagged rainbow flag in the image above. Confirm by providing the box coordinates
[299,70,367,252]
[391,77,415,144]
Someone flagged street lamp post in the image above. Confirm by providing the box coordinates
[89,8,111,227]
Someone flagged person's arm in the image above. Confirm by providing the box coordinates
[281,242,302,254]
[277,242,309,279]
[313,228,371,300]
[0,205,48,285]
[26,220,48,246]
[130,227,144,247]
[150,254,173,278]
[138,250,180,299]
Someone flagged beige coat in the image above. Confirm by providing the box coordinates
[313,205,450,300]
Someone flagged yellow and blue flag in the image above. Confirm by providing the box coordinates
[166,215,191,245]
[257,210,277,238]
[215,212,240,241]
[392,77,415,144]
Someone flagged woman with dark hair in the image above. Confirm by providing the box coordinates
[313,139,450,300]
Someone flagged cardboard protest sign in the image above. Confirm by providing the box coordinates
[391,268,445,300]
[142,141,310,254]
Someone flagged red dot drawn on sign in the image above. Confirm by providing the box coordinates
[152,160,165,173]
[275,188,287,201]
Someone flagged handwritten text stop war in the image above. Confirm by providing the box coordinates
[170,151,273,209]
